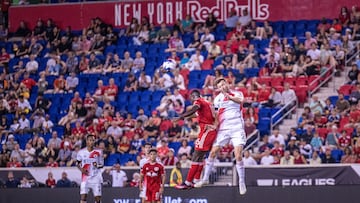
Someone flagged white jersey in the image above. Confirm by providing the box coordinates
[77,148,104,184]
[214,91,244,130]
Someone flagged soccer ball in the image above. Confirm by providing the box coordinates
[161,59,176,72]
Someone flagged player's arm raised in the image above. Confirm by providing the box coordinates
[224,91,244,104]
[176,104,200,120]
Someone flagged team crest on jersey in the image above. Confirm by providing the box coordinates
[154,167,159,171]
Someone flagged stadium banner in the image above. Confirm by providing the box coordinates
[8,0,356,32]
[1,186,360,203]
[246,165,360,187]
[2,164,360,187]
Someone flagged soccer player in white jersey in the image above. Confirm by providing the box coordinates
[77,134,104,203]
[195,77,247,195]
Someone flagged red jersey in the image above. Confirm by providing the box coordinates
[193,98,215,125]
[84,97,95,108]
[141,162,164,189]
[94,86,105,96]
[72,127,86,138]
[46,162,59,167]
[105,85,118,96]
[46,179,56,187]
[258,89,270,102]
[271,147,284,157]
[339,135,351,148]
[21,78,36,90]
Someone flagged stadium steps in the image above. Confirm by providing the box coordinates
[278,66,350,136]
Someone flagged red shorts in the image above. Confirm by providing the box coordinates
[146,187,161,201]
[195,123,217,151]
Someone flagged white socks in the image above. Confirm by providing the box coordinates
[202,158,214,181]
[236,160,245,184]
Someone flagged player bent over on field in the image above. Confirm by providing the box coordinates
[195,78,247,195]
[77,134,104,203]
[140,149,165,203]
[174,90,217,189]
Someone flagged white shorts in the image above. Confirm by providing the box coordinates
[213,128,246,147]
[139,185,147,198]
[80,182,102,197]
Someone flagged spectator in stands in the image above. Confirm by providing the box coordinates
[308,151,321,165]
[163,148,178,166]
[225,9,238,30]
[341,147,356,163]
[23,143,35,166]
[131,51,145,73]
[217,46,234,70]
[244,107,258,125]
[106,121,123,141]
[336,93,350,115]
[14,21,31,38]
[185,49,204,71]
[47,131,62,149]
[80,35,91,56]
[18,113,30,134]
[14,39,29,59]
[25,54,39,75]
[65,51,79,74]
[123,73,138,92]
[64,72,78,93]
[269,129,286,146]
[56,172,72,188]
[10,143,24,163]
[181,15,194,33]
[286,136,299,155]
[309,95,325,115]
[106,163,128,187]
[293,149,307,164]
[339,7,351,25]
[103,78,118,101]
[90,35,105,55]
[304,32,317,50]
[45,172,56,188]
[238,8,252,28]
[5,171,20,188]
[244,118,256,136]
[56,141,71,166]
[126,18,140,36]
[281,82,297,106]
[321,148,336,163]
[325,125,340,149]
[310,131,323,151]
[348,63,359,84]
[352,23,360,41]
[280,150,294,165]
[244,20,257,40]
[156,22,171,43]
[184,32,201,52]
[260,147,274,165]
[200,28,215,51]
[133,24,149,46]
[242,150,257,166]
[206,41,221,60]
[121,51,133,72]
[338,130,351,150]
[85,52,102,73]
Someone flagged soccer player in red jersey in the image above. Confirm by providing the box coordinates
[140,149,165,203]
[175,89,217,189]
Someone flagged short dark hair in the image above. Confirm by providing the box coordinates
[149,149,157,153]
[86,134,95,139]
[214,77,226,87]
[144,142,152,147]
[191,89,201,97]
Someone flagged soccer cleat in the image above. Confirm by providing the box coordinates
[239,183,247,195]
[193,180,209,188]
[175,183,193,190]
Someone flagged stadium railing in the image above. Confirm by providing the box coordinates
[269,98,298,135]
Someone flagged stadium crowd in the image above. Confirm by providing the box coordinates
[0,2,360,188]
